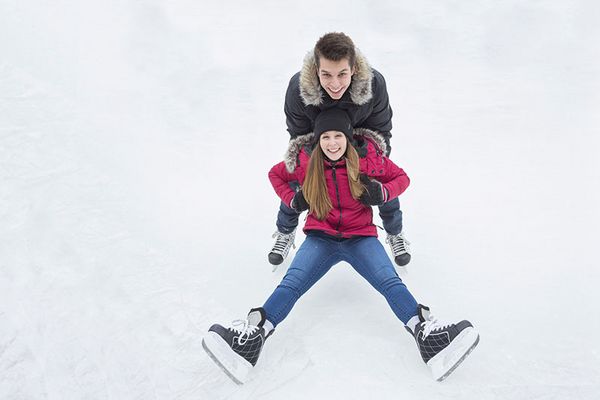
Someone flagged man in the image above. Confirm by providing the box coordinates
[269,32,411,267]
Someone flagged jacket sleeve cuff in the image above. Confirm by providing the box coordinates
[381,184,391,203]
[282,191,296,209]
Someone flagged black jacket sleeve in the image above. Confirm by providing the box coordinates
[284,72,312,138]
[361,69,393,152]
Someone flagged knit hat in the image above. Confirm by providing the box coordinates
[313,108,353,139]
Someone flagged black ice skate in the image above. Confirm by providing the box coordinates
[202,307,272,385]
[385,231,411,266]
[268,229,296,267]
[408,304,479,381]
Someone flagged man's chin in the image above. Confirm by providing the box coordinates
[327,90,345,99]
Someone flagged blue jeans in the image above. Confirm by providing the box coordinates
[276,197,403,235]
[262,234,419,326]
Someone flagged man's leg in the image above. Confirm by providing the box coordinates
[378,198,411,267]
[378,197,402,234]
[269,181,301,266]
[276,201,300,234]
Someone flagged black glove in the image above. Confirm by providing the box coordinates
[359,174,387,206]
[290,189,309,212]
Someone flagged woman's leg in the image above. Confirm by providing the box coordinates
[263,235,341,326]
[342,237,418,324]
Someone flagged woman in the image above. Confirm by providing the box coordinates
[202,109,479,384]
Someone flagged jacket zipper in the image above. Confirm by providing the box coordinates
[331,165,343,236]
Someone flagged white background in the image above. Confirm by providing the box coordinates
[1,1,599,399]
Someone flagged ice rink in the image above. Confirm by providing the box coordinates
[1,1,599,399]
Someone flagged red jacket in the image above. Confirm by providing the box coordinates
[269,129,410,238]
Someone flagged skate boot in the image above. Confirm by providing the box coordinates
[268,228,296,266]
[407,304,479,381]
[385,231,411,266]
[202,307,273,385]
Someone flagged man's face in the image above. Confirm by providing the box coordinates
[317,57,354,100]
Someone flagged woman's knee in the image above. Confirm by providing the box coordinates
[371,265,403,289]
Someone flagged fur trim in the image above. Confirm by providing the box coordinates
[283,128,387,173]
[299,49,374,107]
[353,127,388,155]
[284,135,313,173]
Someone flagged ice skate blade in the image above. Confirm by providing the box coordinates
[427,327,479,382]
[202,331,253,385]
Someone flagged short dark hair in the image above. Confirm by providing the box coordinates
[314,32,356,68]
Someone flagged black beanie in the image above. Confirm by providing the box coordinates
[313,108,353,139]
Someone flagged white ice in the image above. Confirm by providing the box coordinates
[1,1,599,399]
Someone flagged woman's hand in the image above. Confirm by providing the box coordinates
[359,174,388,206]
[290,189,310,212]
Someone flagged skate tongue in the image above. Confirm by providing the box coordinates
[247,307,266,328]
[418,304,432,323]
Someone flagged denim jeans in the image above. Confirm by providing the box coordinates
[276,196,403,235]
[262,234,418,326]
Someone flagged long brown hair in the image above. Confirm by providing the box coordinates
[303,141,365,220]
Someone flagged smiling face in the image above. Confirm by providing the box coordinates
[319,130,347,161]
[317,57,354,100]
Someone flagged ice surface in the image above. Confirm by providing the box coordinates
[1,1,599,399]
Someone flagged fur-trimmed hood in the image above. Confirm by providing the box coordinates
[299,50,374,107]
[283,128,388,173]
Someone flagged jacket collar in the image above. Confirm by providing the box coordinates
[283,128,388,173]
[299,50,374,107]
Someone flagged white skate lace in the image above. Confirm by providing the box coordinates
[229,319,259,345]
[386,232,411,256]
[271,230,296,256]
[421,314,451,339]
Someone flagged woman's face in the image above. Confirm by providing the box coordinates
[319,130,347,161]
